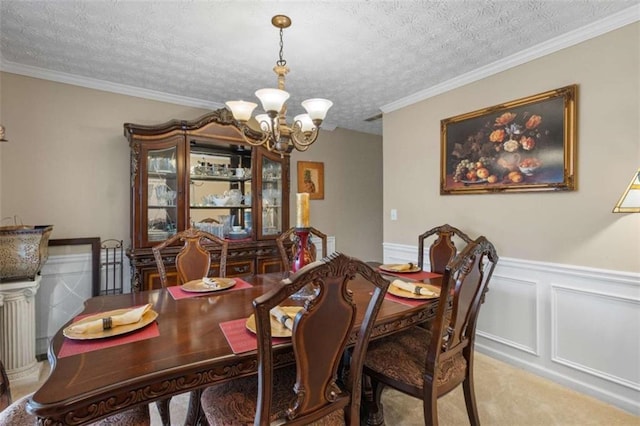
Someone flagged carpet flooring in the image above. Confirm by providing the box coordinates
[11,352,639,425]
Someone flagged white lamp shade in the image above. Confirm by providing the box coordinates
[301,98,333,121]
[225,101,257,121]
[255,88,290,113]
[255,114,272,132]
[294,114,315,132]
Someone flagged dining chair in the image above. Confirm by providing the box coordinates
[417,224,474,274]
[363,236,498,426]
[200,252,390,425]
[276,226,328,272]
[0,394,151,425]
[152,227,229,425]
[0,362,150,426]
[152,227,229,287]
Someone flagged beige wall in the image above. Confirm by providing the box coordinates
[0,73,383,261]
[384,23,640,272]
[291,129,383,261]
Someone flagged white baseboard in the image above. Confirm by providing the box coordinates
[383,242,640,415]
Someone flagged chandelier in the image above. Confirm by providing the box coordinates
[226,15,332,156]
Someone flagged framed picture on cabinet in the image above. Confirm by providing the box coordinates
[297,161,324,200]
[440,85,577,195]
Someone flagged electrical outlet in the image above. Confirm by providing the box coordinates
[390,209,398,221]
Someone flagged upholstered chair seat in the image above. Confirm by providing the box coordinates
[0,393,150,425]
[201,366,345,426]
[364,326,467,392]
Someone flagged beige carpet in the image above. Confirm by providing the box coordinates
[11,353,639,425]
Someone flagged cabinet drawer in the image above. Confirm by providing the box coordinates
[257,257,284,275]
[226,260,254,277]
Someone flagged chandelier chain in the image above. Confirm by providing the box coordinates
[277,27,287,67]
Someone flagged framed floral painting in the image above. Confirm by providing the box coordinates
[440,85,577,194]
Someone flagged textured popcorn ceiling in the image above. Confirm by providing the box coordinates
[0,1,637,135]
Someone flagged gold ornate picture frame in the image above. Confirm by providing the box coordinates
[441,85,577,195]
[297,161,324,200]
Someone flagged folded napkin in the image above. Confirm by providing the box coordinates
[392,279,437,297]
[390,263,415,272]
[270,306,294,331]
[202,277,220,288]
[67,304,152,334]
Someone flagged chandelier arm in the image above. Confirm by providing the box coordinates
[237,124,271,148]
[289,126,320,148]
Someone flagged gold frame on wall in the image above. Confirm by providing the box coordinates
[297,161,324,200]
[440,85,577,195]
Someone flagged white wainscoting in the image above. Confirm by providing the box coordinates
[383,242,640,415]
[311,235,336,258]
[34,237,335,357]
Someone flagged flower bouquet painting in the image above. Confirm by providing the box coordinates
[440,85,577,194]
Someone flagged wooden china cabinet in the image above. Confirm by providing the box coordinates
[124,109,290,291]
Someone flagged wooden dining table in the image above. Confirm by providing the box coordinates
[27,268,442,425]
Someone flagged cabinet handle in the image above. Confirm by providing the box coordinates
[233,265,250,273]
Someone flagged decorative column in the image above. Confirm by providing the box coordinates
[0,275,41,381]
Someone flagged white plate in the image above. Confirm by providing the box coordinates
[63,308,158,340]
[181,278,236,293]
[379,263,421,273]
[388,283,440,300]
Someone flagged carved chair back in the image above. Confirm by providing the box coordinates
[152,227,228,287]
[427,236,498,394]
[276,227,328,272]
[418,224,473,274]
[253,252,389,425]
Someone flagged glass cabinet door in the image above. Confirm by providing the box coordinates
[146,146,179,243]
[188,149,252,240]
[261,157,282,236]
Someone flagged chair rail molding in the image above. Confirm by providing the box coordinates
[383,242,640,415]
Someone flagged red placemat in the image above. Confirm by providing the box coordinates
[379,269,442,281]
[219,318,289,354]
[58,309,160,358]
[167,278,253,300]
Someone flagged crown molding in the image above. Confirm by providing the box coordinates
[381,5,640,113]
[0,60,224,110]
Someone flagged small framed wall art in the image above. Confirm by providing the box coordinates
[297,161,324,200]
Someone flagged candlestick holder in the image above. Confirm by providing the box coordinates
[289,227,316,300]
